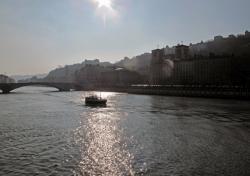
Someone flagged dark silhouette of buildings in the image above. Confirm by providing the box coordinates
[150,49,165,84]
[0,74,15,83]
[175,45,190,60]
[15,31,250,90]
[75,65,143,88]
[150,31,250,86]
[115,53,151,77]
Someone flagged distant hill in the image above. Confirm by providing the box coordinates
[115,53,152,76]
[11,74,47,82]
[43,59,112,83]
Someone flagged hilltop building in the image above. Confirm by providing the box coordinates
[245,30,250,38]
[75,65,143,88]
[115,53,151,77]
[0,75,15,83]
[175,45,190,60]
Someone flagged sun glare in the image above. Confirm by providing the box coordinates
[91,0,118,26]
[95,0,112,9]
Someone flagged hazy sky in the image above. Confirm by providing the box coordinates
[1,0,250,75]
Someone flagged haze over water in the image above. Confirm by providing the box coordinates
[0,87,250,175]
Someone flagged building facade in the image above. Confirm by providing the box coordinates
[150,49,165,84]
[172,57,233,85]
[0,75,15,83]
[175,45,190,60]
[150,44,250,86]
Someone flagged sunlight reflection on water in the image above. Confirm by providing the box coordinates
[74,107,134,175]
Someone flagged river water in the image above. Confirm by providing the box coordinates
[0,87,250,176]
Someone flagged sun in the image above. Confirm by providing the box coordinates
[91,0,118,26]
[95,0,112,9]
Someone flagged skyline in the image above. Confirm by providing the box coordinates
[1,0,250,75]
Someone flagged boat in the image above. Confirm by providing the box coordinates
[85,95,107,106]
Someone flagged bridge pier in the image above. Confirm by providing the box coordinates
[59,89,70,92]
[2,89,10,94]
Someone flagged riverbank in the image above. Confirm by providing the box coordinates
[95,85,250,100]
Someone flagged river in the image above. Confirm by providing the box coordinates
[0,87,250,176]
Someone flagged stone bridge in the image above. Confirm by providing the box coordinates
[0,82,83,94]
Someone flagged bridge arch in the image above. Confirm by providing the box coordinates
[12,84,67,92]
[0,82,83,94]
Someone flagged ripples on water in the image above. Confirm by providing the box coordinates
[0,87,250,176]
[74,107,134,175]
